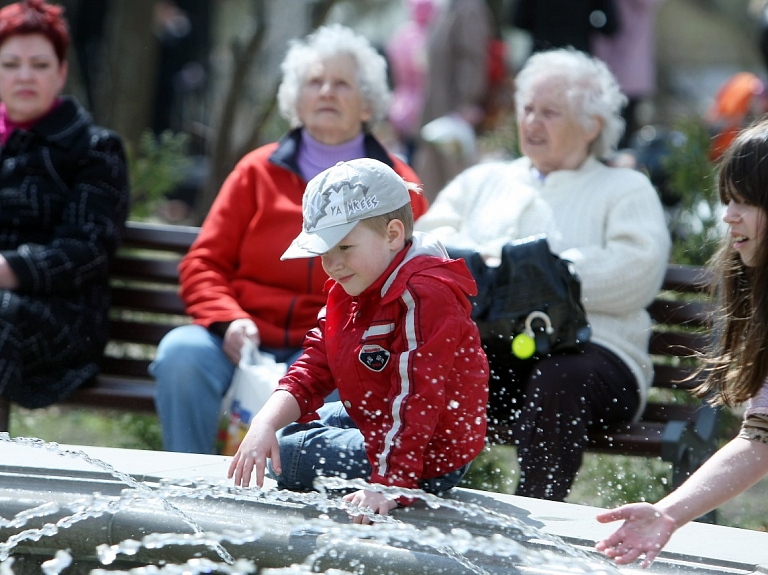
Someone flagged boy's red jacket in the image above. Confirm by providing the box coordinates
[278,233,489,490]
[179,130,427,349]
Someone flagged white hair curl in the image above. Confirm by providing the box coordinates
[277,24,390,129]
[514,48,627,158]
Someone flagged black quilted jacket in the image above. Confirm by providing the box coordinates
[0,96,129,408]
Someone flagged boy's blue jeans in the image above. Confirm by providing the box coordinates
[272,401,470,495]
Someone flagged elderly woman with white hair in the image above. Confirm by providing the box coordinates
[415,48,671,501]
[151,24,428,454]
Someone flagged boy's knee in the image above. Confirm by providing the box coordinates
[274,427,315,490]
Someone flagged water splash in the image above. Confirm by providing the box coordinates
[0,501,60,529]
[316,476,603,567]
[41,550,72,575]
[0,433,622,575]
[90,557,256,575]
[0,433,235,566]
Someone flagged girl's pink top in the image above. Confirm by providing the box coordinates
[746,378,768,419]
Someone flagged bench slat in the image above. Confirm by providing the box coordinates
[108,320,179,345]
[110,287,185,316]
[648,299,710,327]
[651,364,706,390]
[65,375,156,411]
[99,357,153,379]
[649,331,711,357]
[661,265,712,292]
[642,403,703,423]
[122,222,199,252]
[111,256,182,284]
[487,422,669,458]
[587,422,667,456]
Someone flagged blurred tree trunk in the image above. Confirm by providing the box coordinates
[195,0,340,223]
[96,0,159,148]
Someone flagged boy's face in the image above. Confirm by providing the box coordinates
[320,221,404,296]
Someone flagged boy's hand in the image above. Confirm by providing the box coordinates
[227,419,281,488]
[343,488,398,525]
[595,503,676,568]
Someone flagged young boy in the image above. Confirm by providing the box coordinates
[228,158,489,523]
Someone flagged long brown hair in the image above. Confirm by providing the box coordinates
[695,117,768,405]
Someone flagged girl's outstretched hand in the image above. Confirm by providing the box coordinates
[594,503,677,568]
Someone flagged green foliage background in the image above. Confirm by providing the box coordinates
[126,130,192,220]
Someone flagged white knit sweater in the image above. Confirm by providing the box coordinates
[415,156,671,417]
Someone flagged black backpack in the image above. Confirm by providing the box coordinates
[449,235,591,359]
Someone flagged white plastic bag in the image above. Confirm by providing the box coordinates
[216,340,287,455]
[420,114,477,161]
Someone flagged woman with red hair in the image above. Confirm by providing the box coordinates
[0,0,129,412]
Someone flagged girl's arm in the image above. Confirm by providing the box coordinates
[595,436,768,567]
[227,390,302,488]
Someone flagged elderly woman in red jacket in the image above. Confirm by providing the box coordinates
[151,24,427,454]
[0,0,128,410]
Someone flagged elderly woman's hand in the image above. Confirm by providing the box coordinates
[223,318,260,364]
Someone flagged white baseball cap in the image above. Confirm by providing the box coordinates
[281,158,411,260]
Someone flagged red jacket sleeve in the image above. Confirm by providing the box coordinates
[276,308,336,420]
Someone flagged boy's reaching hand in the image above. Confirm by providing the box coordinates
[343,488,398,525]
[594,503,677,568]
[227,419,281,488]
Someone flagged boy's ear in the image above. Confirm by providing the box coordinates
[386,219,406,251]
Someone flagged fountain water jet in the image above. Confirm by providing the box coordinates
[1,436,767,574]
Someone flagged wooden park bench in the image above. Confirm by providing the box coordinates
[0,222,719,493]
[0,221,197,431]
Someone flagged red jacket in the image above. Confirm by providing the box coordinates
[278,233,489,490]
[180,130,427,348]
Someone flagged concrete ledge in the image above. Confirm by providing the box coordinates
[2,441,767,573]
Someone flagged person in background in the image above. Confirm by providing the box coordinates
[413,0,493,203]
[229,158,488,524]
[596,117,768,568]
[0,0,129,410]
[510,0,618,57]
[416,48,670,501]
[704,71,768,162]
[151,24,428,454]
[386,0,438,166]
[592,0,663,149]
